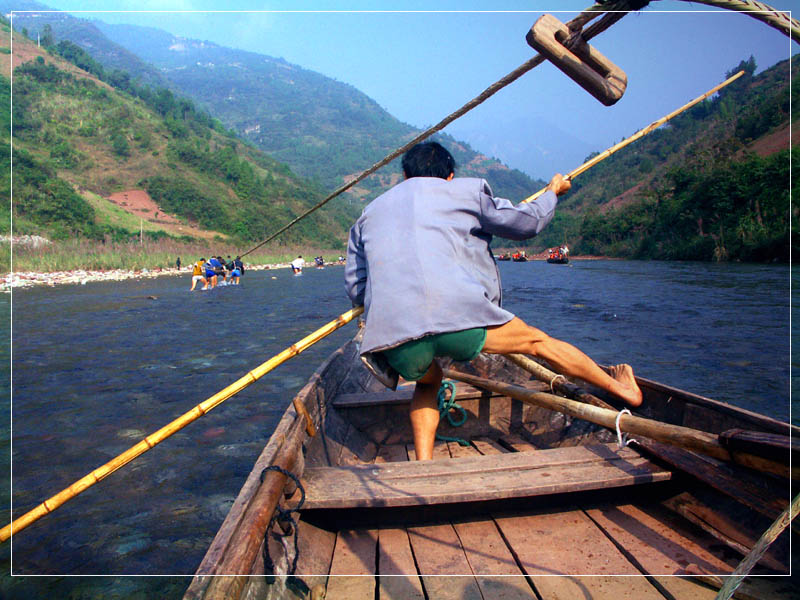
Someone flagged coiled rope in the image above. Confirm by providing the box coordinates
[435,380,470,447]
[260,465,306,577]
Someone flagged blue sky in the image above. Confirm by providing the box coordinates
[22,0,799,178]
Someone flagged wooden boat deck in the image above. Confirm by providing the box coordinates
[294,433,789,599]
[186,343,796,600]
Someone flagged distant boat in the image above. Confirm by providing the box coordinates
[547,246,569,264]
[511,252,527,262]
[496,253,511,261]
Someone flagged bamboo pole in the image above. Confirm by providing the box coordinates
[0,306,364,544]
[521,70,745,204]
[714,492,800,600]
[441,367,734,461]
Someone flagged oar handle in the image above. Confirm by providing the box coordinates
[0,306,364,543]
[521,70,745,205]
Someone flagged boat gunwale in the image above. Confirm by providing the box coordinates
[184,338,360,595]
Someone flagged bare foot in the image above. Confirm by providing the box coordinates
[608,364,643,407]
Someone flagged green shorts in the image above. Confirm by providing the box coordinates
[381,328,487,381]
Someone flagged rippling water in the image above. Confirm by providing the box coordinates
[0,260,793,598]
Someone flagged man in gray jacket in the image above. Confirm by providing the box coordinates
[345,142,641,460]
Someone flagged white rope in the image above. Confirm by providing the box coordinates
[615,408,638,449]
[550,374,566,393]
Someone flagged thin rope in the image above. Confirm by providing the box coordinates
[714,492,800,600]
[550,374,567,393]
[615,408,638,449]
[682,0,800,43]
[239,1,637,258]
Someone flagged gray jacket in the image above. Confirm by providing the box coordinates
[344,176,557,354]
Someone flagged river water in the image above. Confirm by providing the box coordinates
[0,260,794,598]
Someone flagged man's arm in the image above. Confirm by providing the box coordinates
[344,222,367,306]
[479,174,570,240]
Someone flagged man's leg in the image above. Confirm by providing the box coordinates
[409,360,443,460]
[483,317,642,407]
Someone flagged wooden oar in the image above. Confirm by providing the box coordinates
[521,69,745,204]
[0,306,364,543]
[442,366,734,462]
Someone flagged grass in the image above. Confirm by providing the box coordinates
[3,237,344,274]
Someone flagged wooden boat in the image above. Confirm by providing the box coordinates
[547,246,570,264]
[546,256,569,264]
[184,335,798,600]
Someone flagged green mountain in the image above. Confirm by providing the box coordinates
[531,56,795,262]
[5,4,793,262]
[8,5,547,204]
[3,21,357,247]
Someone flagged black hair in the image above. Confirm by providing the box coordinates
[401,141,456,179]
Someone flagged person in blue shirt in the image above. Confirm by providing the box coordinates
[205,257,222,289]
[345,142,642,460]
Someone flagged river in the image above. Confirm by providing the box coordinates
[0,260,794,598]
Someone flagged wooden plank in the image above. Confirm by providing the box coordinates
[719,428,797,464]
[292,518,336,593]
[634,374,794,435]
[533,576,665,600]
[334,384,501,408]
[662,491,788,572]
[651,576,719,599]
[302,444,671,509]
[377,528,425,600]
[407,523,483,598]
[472,437,507,455]
[494,507,641,575]
[433,440,451,460]
[585,503,738,575]
[406,440,451,461]
[499,433,541,452]
[641,440,788,520]
[452,518,536,599]
[374,444,409,464]
[447,440,481,458]
[325,529,377,600]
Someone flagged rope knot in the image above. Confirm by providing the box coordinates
[549,374,566,393]
[615,408,638,450]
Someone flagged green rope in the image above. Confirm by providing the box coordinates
[435,381,470,447]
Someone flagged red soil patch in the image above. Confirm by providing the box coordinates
[108,190,182,225]
[107,190,226,241]
[745,123,796,157]
[602,181,647,213]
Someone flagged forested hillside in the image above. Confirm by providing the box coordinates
[8,3,547,205]
[3,20,359,247]
[532,57,795,262]
[5,4,793,262]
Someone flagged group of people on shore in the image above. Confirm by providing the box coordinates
[190,255,244,290]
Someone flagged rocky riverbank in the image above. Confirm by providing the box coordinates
[0,262,299,292]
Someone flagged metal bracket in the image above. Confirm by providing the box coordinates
[526,13,627,106]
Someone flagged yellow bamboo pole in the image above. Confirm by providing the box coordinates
[0,306,364,543]
[521,70,745,204]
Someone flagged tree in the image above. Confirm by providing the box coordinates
[40,24,54,48]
